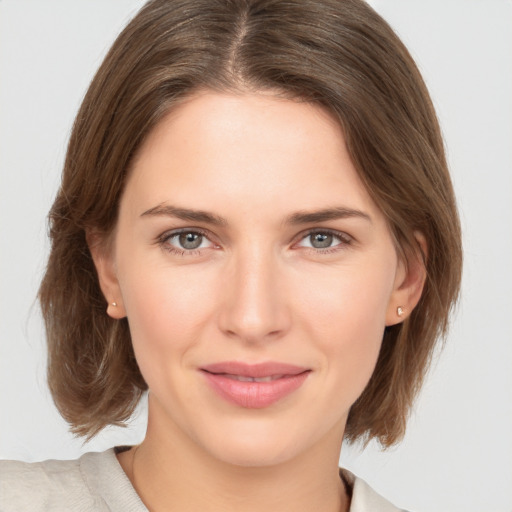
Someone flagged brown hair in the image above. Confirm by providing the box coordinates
[39,0,462,445]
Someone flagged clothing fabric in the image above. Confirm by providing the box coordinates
[0,448,408,511]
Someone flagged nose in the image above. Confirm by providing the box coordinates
[217,247,291,343]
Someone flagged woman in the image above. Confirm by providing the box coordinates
[0,0,462,510]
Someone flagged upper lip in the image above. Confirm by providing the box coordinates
[200,361,310,378]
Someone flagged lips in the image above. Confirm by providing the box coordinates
[200,362,310,408]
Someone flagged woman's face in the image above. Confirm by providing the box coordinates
[97,91,412,466]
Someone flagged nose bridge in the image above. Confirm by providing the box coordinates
[219,244,289,342]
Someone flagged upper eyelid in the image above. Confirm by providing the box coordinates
[158,227,212,241]
[293,227,353,244]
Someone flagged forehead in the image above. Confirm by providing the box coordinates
[124,91,380,221]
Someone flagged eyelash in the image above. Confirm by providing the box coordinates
[156,228,353,257]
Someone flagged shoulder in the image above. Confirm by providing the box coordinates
[0,455,99,512]
[0,449,141,512]
[341,468,412,512]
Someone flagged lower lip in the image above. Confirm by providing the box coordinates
[202,371,310,408]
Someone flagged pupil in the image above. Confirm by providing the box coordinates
[311,232,332,248]
[179,232,202,249]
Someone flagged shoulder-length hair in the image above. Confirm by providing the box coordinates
[39,0,462,445]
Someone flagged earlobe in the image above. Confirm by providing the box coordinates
[386,232,427,326]
[86,230,127,319]
[106,300,125,319]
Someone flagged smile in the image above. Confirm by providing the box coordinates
[200,362,311,408]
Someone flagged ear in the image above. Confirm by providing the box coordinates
[385,232,427,326]
[86,230,126,319]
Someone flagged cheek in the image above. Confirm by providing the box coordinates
[117,255,219,372]
[296,261,394,338]
[295,263,395,398]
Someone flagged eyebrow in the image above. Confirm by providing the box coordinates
[285,207,372,225]
[141,204,228,226]
[140,204,371,226]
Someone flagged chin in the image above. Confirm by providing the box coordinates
[211,440,298,468]
[197,419,315,468]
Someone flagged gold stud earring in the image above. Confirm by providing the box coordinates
[397,306,404,317]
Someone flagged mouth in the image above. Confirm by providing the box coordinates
[200,362,311,408]
[215,374,289,382]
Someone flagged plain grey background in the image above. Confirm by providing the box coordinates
[1,1,511,511]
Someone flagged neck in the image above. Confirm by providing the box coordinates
[118,400,349,512]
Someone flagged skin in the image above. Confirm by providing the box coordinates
[90,91,426,512]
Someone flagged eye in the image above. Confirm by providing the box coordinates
[159,229,216,254]
[307,232,335,249]
[176,232,204,250]
[296,230,351,250]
